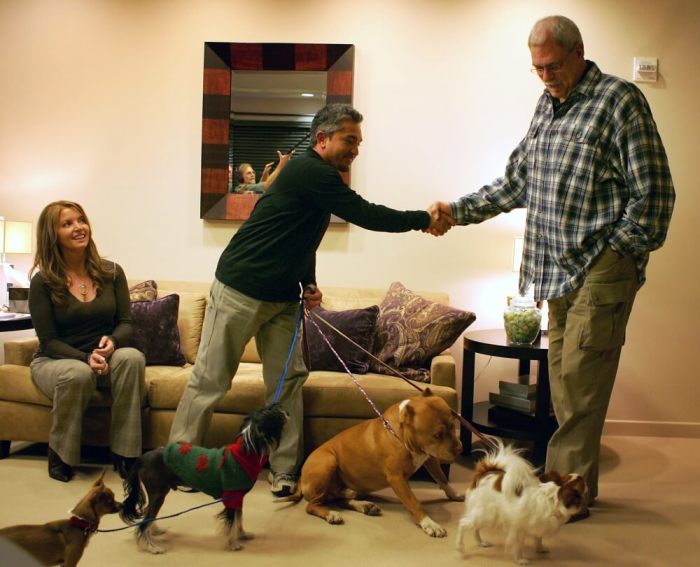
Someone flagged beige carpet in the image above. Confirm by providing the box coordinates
[0,435,698,566]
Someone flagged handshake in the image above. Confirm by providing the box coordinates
[423,201,454,237]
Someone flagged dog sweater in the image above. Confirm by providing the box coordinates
[164,438,267,509]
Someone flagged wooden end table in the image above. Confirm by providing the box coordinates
[461,328,556,464]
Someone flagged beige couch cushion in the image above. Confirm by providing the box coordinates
[157,288,206,364]
[0,364,112,407]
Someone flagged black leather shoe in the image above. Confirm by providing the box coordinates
[47,447,73,482]
[112,453,137,480]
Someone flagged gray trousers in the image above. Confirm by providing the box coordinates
[30,347,146,465]
[169,279,308,474]
[545,246,638,499]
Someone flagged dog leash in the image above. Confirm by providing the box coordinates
[305,307,498,450]
[303,307,401,441]
[97,495,237,533]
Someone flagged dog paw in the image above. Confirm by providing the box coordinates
[227,542,243,551]
[443,485,465,502]
[325,511,344,525]
[516,558,531,565]
[239,530,254,541]
[419,517,447,538]
[478,541,492,548]
[361,502,382,516]
[146,543,166,554]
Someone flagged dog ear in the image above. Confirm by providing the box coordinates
[93,469,106,487]
[399,399,416,424]
[421,387,433,397]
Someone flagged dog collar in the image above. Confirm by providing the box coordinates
[69,515,98,535]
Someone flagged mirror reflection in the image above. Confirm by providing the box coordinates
[229,71,325,194]
[200,42,354,221]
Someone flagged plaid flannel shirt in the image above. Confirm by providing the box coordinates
[451,61,675,301]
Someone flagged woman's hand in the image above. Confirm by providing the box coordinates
[88,352,109,375]
[93,336,115,360]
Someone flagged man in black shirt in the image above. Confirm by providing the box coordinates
[170,104,452,496]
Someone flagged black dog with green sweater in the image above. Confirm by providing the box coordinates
[120,403,287,553]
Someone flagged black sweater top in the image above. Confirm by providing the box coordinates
[29,263,133,361]
[215,149,430,302]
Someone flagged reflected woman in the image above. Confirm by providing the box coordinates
[231,150,295,194]
[28,200,145,482]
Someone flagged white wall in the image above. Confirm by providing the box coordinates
[1,0,697,436]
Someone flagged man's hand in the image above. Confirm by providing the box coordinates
[424,201,455,236]
[302,284,323,310]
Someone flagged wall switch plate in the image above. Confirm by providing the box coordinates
[633,57,658,82]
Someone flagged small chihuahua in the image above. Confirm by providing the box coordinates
[0,471,122,566]
[120,403,287,554]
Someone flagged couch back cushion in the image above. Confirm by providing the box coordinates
[320,287,449,311]
[157,288,207,364]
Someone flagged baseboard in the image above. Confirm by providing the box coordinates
[603,420,700,438]
[9,441,34,454]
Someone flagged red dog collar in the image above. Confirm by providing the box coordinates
[70,515,98,535]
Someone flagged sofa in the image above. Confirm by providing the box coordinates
[0,281,474,459]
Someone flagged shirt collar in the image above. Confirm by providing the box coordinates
[546,60,601,107]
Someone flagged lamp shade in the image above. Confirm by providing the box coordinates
[2,220,32,255]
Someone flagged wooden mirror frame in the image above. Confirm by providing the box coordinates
[200,42,354,220]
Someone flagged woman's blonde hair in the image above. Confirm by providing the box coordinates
[31,200,111,304]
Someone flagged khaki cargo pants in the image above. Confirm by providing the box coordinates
[545,246,638,500]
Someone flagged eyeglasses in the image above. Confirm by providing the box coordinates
[531,48,575,77]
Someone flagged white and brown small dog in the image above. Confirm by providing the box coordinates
[120,403,287,554]
[0,471,122,566]
[456,441,587,565]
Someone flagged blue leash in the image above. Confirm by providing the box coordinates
[271,297,305,403]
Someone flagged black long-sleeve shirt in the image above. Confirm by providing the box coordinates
[216,148,430,301]
[29,263,133,361]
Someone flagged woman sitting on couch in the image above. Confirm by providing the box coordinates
[28,200,145,482]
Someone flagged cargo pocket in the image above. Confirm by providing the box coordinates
[578,281,633,350]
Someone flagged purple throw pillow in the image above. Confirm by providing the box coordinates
[305,305,380,374]
[131,294,186,366]
[371,282,476,382]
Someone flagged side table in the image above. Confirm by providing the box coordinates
[0,313,33,333]
[461,328,556,464]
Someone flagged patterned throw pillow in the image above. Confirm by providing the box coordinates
[128,280,158,302]
[305,305,380,374]
[130,294,186,366]
[371,282,476,382]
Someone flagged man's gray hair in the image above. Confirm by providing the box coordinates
[528,15,582,51]
[310,103,363,144]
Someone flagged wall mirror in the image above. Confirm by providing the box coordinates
[200,42,354,221]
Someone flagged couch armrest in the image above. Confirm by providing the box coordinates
[430,353,456,389]
[4,338,39,367]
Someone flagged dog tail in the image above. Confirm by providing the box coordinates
[273,484,303,504]
[120,457,146,524]
[480,439,538,497]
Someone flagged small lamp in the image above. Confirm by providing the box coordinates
[0,217,33,310]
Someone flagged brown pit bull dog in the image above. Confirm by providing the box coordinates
[279,388,464,536]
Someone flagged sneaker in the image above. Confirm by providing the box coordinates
[268,471,297,497]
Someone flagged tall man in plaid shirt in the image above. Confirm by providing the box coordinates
[431,15,675,519]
